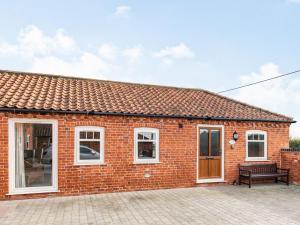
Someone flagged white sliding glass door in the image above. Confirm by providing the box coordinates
[9,119,58,195]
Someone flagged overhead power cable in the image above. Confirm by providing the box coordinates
[218,69,300,94]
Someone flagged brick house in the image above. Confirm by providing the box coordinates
[0,70,295,199]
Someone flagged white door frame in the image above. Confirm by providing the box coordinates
[8,118,58,195]
[196,124,224,183]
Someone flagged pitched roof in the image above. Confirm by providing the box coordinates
[0,70,294,123]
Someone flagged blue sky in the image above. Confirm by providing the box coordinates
[0,0,300,135]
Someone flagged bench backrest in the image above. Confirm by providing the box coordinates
[239,163,277,174]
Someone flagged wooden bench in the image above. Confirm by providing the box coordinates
[238,163,289,188]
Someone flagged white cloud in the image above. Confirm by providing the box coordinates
[0,25,111,78]
[0,43,18,55]
[122,45,143,63]
[0,25,77,58]
[30,53,109,78]
[229,63,300,137]
[98,43,117,61]
[0,25,148,79]
[0,25,201,91]
[114,5,131,16]
[153,43,194,63]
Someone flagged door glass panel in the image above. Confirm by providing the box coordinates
[210,130,220,156]
[15,123,53,188]
[200,129,209,156]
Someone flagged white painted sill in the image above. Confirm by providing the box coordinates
[7,189,59,195]
[245,158,270,162]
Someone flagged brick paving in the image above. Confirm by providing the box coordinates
[0,184,299,225]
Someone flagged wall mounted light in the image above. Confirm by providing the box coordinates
[233,131,239,141]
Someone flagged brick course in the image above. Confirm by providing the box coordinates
[0,112,290,200]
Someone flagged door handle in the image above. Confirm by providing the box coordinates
[206,156,214,159]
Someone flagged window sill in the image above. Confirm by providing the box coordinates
[245,158,269,162]
[7,188,59,195]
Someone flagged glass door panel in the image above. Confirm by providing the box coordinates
[199,129,209,156]
[15,123,53,188]
[210,130,221,156]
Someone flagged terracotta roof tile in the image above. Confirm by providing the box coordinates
[0,70,293,122]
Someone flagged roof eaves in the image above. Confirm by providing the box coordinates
[0,107,295,123]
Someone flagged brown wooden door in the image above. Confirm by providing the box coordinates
[198,127,222,179]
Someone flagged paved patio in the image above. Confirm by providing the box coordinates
[0,184,299,225]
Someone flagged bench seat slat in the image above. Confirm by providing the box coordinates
[241,173,288,178]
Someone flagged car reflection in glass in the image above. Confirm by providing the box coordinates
[42,145,100,164]
[79,145,100,160]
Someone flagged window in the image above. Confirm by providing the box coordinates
[75,126,104,165]
[8,118,58,195]
[134,128,159,164]
[246,130,267,161]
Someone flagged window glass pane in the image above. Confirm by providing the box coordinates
[138,133,144,140]
[79,141,100,160]
[15,123,53,188]
[94,132,100,139]
[151,133,156,140]
[86,131,93,139]
[248,142,265,157]
[258,134,264,140]
[138,142,156,159]
[80,131,86,139]
[143,132,152,140]
[144,132,151,140]
[138,132,155,140]
[253,134,259,140]
[211,130,220,156]
[247,134,253,140]
[200,129,209,156]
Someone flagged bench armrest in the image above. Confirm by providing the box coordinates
[277,168,290,173]
[239,169,252,176]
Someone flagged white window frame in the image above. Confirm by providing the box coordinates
[246,130,268,161]
[134,128,160,164]
[8,118,58,195]
[74,126,105,165]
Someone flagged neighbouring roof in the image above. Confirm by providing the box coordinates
[0,70,294,123]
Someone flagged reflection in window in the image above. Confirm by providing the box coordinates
[138,142,156,158]
[210,130,220,156]
[79,141,100,160]
[15,123,53,188]
[248,142,265,157]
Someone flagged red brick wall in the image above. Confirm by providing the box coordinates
[0,112,290,200]
[281,151,300,184]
